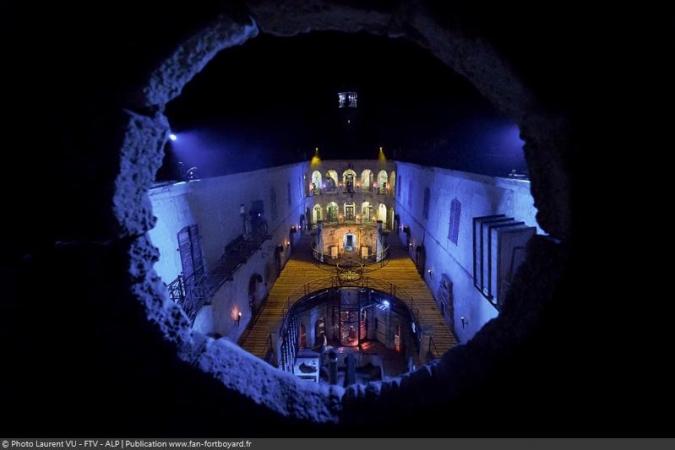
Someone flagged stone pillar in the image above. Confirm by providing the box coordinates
[308,310,317,348]
[344,353,356,387]
[328,350,338,385]
[376,220,384,262]
[316,221,324,262]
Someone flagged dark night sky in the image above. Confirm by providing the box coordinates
[160,31,527,180]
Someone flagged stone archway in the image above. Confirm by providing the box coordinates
[112,0,572,427]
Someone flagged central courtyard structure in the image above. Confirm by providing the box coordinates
[148,157,539,385]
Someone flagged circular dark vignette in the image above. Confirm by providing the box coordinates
[112,1,571,429]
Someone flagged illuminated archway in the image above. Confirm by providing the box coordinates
[311,170,322,192]
[343,169,357,185]
[360,169,373,189]
[377,170,388,193]
[312,204,323,223]
[377,203,387,222]
[326,202,339,222]
[325,170,338,189]
[344,202,356,221]
[361,201,371,222]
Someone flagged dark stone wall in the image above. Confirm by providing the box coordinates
[2,0,668,435]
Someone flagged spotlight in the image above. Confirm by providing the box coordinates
[168,133,177,142]
[377,299,390,311]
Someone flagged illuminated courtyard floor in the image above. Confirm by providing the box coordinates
[238,231,457,360]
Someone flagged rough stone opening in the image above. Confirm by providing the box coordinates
[113,2,570,426]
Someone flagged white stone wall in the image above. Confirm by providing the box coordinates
[394,162,541,344]
[146,182,195,284]
[147,162,307,341]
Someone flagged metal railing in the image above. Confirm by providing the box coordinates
[271,275,428,370]
[168,273,208,321]
[168,233,271,323]
[205,233,269,294]
[308,186,393,196]
[311,245,391,271]
[276,275,421,341]
[309,217,384,228]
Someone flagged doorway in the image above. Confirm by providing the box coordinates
[345,203,355,221]
[344,233,355,252]
[415,244,426,276]
[248,273,263,313]
[315,319,326,347]
[394,323,402,352]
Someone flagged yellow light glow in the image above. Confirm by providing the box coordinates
[378,146,386,163]
[311,147,321,167]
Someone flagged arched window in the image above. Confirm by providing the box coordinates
[287,182,292,207]
[343,169,357,192]
[312,204,323,223]
[344,202,356,221]
[377,170,388,194]
[360,169,373,189]
[448,198,461,244]
[423,187,430,220]
[325,170,338,190]
[311,171,322,193]
[378,203,387,222]
[326,202,339,222]
[361,201,371,221]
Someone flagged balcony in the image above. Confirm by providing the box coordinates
[168,231,271,322]
[310,215,384,228]
[308,185,392,197]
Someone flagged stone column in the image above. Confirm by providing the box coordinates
[316,220,324,262]
[376,220,384,262]
[343,353,356,387]
[328,350,338,385]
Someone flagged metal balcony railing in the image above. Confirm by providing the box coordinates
[308,185,393,196]
[310,245,390,272]
[168,232,271,323]
[274,275,423,359]
[167,273,208,322]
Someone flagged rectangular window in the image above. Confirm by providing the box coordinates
[177,224,203,279]
[472,215,536,308]
[287,182,292,207]
[448,198,461,244]
[423,188,430,220]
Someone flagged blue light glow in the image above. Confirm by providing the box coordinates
[169,133,177,142]
[382,300,390,308]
